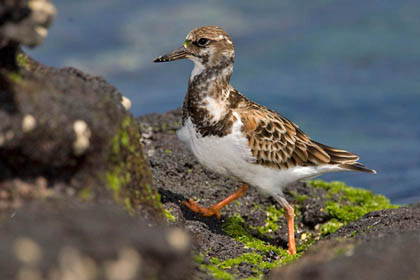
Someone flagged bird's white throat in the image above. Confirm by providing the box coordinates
[190,60,205,82]
[189,60,234,83]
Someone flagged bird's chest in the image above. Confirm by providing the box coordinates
[183,95,233,137]
[177,117,253,176]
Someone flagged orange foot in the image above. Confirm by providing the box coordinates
[288,244,296,255]
[182,183,248,219]
[183,199,223,219]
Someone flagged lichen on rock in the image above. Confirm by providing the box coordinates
[106,116,161,217]
[309,180,398,235]
[0,26,161,219]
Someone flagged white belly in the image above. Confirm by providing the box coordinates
[177,117,345,196]
[177,117,253,176]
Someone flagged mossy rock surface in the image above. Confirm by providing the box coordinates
[270,207,420,280]
[139,109,401,279]
[0,47,161,219]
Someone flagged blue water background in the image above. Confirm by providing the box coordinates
[27,0,420,204]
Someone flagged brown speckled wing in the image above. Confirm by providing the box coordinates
[238,101,365,171]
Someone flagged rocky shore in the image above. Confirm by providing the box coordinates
[1,1,420,279]
[139,110,420,280]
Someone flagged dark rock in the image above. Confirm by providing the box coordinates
[329,206,420,240]
[285,182,331,228]
[0,200,193,280]
[0,50,160,219]
[0,0,160,219]
[270,231,420,280]
[270,207,420,280]
[139,109,418,279]
[0,2,181,279]
[0,0,56,48]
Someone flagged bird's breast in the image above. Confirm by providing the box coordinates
[177,116,254,176]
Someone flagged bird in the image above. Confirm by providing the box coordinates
[153,25,376,255]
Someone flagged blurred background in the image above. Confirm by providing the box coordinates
[26,0,420,204]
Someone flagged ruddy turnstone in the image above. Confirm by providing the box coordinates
[153,26,376,254]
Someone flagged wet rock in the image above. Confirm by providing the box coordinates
[270,207,420,280]
[0,200,193,280]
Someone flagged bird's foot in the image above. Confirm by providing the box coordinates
[182,199,222,219]
[288,245,296,255]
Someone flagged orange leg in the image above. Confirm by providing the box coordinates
[284,204,296,255]
[183,183,248,219]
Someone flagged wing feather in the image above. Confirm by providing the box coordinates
[237,101,374,173]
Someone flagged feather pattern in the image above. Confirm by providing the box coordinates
[156,25,376,256]
[237,99,375,173]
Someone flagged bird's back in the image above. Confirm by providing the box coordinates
[235,95,376,174]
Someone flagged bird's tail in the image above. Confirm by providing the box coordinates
[312,140,376,174]
[339,162,376,174]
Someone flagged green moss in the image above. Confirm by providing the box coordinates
[164,148,172,155]
[251,205,301,238]
[252,205,283,235]
[163,208,176,222]
[310,180,398,235]
[214,253,280,271]
[16,52,30,68]
[289,190,309,203]
[195,213,308,279]
[222,214,280,254]
[319,219,344,236]
[206,265,236,280]
[77,187,92,201]
[199,180,397,278]
[120,130,129,148]
[195,255,235,280]
[124,197,135,215]
[194,199,320,279]
[7,72,23,84]
[106,116,161,215]
[252,203,261,210]
[106,165,130,201]
[143,182,161,209]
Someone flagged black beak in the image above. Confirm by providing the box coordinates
[153,46,189,63]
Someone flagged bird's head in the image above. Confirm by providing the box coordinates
[154,26,235,71]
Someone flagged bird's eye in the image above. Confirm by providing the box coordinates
[197,38,210,47]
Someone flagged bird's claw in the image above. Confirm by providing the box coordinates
[182,199,222,219]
